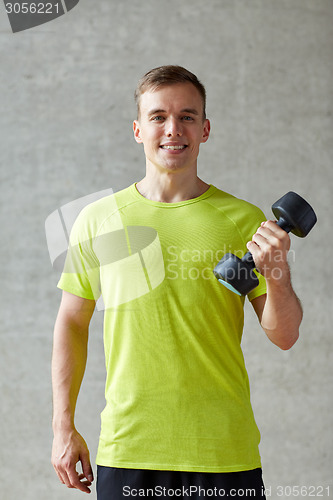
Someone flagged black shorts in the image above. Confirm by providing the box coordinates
[96,466,266,500]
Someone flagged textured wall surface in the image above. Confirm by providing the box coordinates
[1,1,332,499]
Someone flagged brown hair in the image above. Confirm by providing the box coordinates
[134,65,207,120]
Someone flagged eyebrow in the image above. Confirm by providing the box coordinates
[181,108,199,115]
[147,108,199,116]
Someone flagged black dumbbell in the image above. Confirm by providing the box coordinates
[213,191,317,296]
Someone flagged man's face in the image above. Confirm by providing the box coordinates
[133,83,210,174]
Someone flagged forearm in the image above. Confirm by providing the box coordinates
[52,317,88,432]
[51,292,95,492]
[260,269,303,350]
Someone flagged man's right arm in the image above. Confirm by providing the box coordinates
[51,290,96,494]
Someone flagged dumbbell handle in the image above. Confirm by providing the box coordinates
[242,217,294,268]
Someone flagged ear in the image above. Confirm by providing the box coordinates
[201,119,211,144]
[133,120,143,144]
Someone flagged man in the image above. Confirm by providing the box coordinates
[51,66,302,498]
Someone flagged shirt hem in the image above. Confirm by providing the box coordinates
[95,459,262,473]
[57,282,97,301]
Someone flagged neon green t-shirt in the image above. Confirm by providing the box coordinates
[58,183,267,472]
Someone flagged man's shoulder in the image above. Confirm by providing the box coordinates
[76,184,137,220]
[83,184,135,215]
[209,186,265,219]
[70,184,137,239]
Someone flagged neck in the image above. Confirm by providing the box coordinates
[136,169,210,203]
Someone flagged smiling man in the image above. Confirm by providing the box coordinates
[133,79,210,201]
[52,66,302,499]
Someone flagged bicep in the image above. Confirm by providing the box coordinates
[56,290,96,333]
[250,293,267,324]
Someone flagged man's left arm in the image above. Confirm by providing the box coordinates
[249,220,303,350]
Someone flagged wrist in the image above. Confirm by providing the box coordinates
[52,412,75,435]
[263,263,291,287]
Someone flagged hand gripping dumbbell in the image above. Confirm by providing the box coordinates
[213,191,317,296]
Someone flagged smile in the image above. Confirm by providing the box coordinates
[160,145,187,150]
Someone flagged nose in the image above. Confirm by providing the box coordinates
[166,117,182,137]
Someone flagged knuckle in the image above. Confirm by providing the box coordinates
[282,232,290,244]
[63,460,75,471]
[52,459,61,471]
[67,476,78,489]
[271,237,282,249]
[56,458,73,473]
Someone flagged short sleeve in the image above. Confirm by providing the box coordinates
[247,270,267,301]
[57,208,101,301]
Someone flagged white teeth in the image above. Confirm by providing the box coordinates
[161,145,186,150]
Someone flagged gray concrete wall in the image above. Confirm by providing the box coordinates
[1,0,332,498]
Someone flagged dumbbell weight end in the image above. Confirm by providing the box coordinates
[213,191,317,296]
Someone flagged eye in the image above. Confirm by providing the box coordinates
[151,116,164,122]
[182,116,194,121]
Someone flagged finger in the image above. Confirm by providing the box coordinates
[59,468,75,489]
[53,462,72,489]
[246,240,265,263]
[253,225,288,251]
[54,468,66,486]
[80,452,94,484]
[246,239,258,251]
[67,468,92,494]
[250,232,274,253]
[257,223,281,241]
[261,220,288,238]
[78,473,93,486]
